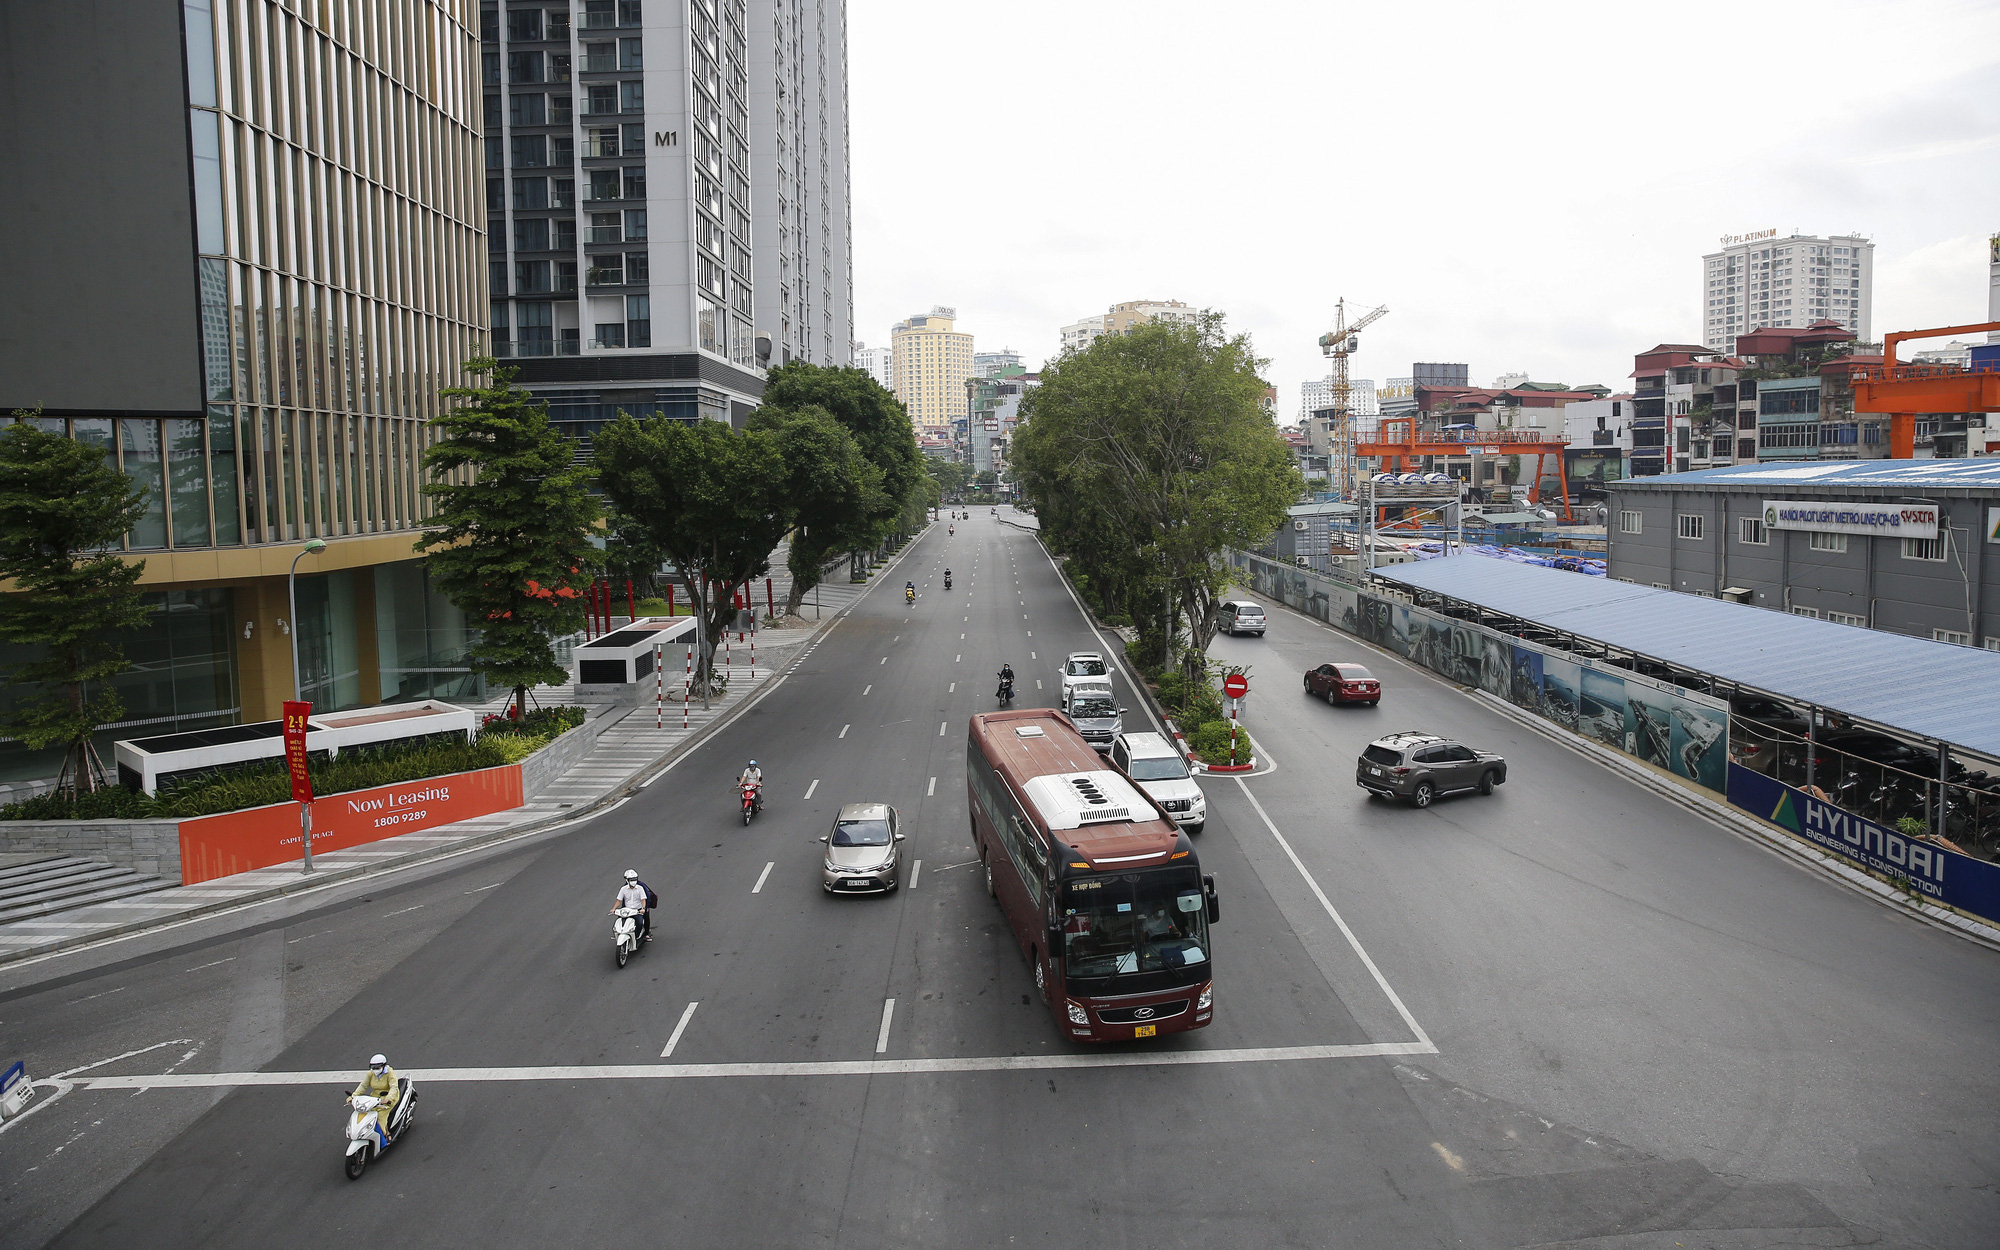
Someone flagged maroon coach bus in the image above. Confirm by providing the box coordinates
[967,708,1220,1041]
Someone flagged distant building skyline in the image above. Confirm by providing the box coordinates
[1702,232,1873,354]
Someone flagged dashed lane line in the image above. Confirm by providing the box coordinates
[751,862,775,894]
[927,776,937,796]
[804,779,819,799]
[839,724,850,738]
[876,999,897,1054]
[660,1002,700,1058]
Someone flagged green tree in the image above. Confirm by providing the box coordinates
[927,457,973,501]
[0,414,151,791]
[419,360,603,718]
[594,415,794,691]
[1012,313,1301,682]
[747,403,887,615]
[760,362,925,547]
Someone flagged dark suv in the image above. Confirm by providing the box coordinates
[1356,731,1506,807]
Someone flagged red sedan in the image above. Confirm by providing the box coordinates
[1304,662,1381,707]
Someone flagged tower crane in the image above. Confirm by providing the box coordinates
[1317,298,1387,498]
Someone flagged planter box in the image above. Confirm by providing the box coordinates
[114,700,475,796]
[574,617,698,686]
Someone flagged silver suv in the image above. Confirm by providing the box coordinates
[1061,680,1125,752]
[1356,731,1506,808]
[1111,732,1206,833]
[1217,601,1266,636]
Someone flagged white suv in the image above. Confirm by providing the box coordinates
[1060,651,1110,699]
[1110,732,1206,833]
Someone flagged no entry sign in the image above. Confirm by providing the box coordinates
[1222,674,1249,699]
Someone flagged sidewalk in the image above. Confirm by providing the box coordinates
[0,540,915,967]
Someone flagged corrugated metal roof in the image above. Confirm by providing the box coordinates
[1612,461,2000,491]
[1288,501,1360,518]
[1466,511,1543,525]
[1376,555,2000,758]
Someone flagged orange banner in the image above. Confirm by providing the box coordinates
[177,765,524,885]
[282,701,313,803]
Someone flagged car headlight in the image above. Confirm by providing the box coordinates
[1197,984,1213,1010]
[1066,1000,1090,1025]
[824,859,842,874]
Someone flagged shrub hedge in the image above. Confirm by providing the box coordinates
[1187,719,1247,764]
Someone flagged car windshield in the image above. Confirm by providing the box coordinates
[831,818,891,847]
[1067,658,1106,676]
[1062,869,1209,978]
[1071,698,1116,719]
[1127,755,1189,781]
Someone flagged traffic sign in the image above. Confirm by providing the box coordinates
[1222,674,1249,699]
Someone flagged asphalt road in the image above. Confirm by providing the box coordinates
[5,510,1997,1248]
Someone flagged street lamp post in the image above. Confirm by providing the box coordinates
[287,539,327,871]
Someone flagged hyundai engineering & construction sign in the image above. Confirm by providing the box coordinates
[1762,500,1939,539]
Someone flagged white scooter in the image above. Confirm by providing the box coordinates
[343,1078,417,1180]
[613,905,645,968]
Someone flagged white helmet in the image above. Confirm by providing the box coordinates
[623,869,638,881]
[369,1054,387,1069]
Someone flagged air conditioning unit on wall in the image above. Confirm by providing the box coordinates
[1293,520,1308,531]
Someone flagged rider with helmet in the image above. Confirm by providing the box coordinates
[351,1054,401,1150]
[613,868,653,942]
[737,759,764,815]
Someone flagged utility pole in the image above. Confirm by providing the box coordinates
[1317,298,1388,500]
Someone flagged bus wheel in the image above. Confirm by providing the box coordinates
[984,852,996,899]
[1033,952,1048,1001]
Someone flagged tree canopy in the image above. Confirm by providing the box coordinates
[419,360,602,716]
[0,414,152,791]
[760,362,924,540]
[1011,313,1301,679]
[746,402,887,614]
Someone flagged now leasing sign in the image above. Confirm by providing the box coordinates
[1762,499,1939,539]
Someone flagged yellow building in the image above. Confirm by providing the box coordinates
[1103,299,1198,337]
[891,308,974,437]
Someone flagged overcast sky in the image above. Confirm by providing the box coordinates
[847,0,2000,415]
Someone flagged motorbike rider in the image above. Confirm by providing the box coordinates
[905,579,917,602]
[943,567,952,586]
[612,868,653,942]
[997,661,1015,699]
[351,1054,401,1150]
[737,759,764,815]
[948,523,955,536]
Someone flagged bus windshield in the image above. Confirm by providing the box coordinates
[1061,869,1208,979]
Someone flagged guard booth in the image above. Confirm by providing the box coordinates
[574,617,701,692]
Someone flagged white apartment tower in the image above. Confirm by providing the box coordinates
[854,342,891,388]
[482,0,851,442]
[1300,376,1377,421]
[1059,316,1106,355]
[1701,231,1873,353]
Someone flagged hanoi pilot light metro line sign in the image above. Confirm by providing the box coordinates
[1762,500,1939,539]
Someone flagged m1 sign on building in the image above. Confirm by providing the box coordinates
[1762,500,1939,539]
[178,765,525,885]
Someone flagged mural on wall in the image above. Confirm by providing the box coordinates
[1508,645,1544,714]
[1627,688,1675,769]
[1541,654,1581,731]
[1577,668,1628,749]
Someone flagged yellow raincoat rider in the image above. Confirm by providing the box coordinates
[352,1054,400,1147]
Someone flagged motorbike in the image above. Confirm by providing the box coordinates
[906,587,916,605]
[343,1079,418,1180]
[996,672,1014,705]
[943,575,952,590]
[948,525,955,536]
[613,905,645,967]
[740,780,763,825]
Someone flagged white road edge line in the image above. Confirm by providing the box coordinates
[927,776,937,796]
[751,861,775,894]
[804,779,819,799]
[1231,777,1436,1053]
[876,998,897,1054]
[661,1002,700,1058]
[74,1043,1441,1089]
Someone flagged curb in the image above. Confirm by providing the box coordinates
[1224,581,2000,954]
[0,531,933,971]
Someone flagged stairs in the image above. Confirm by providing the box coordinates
[0,855,173,925]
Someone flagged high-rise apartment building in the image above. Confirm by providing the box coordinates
[481,0,851,445]
[855,342,891,389]
[1300,376,1378,422]
[0,0,488,780]
[891,308,973,436]
[1059,316,1106,355]
[974,349,1023,378]
[1104,299,1196,337]
[1702,231,1872,353]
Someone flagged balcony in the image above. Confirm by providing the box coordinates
[582,53,616,72]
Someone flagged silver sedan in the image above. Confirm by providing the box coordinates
[820,802,905,894]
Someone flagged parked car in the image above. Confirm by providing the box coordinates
[1356,731,1506,808]
[1217,601,1266,637]
[1110,731,1206,833]
[819,802,905,893]
[1305,662,1380,706]
[1060,651,1110,700]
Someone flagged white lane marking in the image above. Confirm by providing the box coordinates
[81,1043,1439,1090]
[184,957,237,973]
[960,633,965,640]
[1030,651,1036,660]
[964,616,969,622]
[661,1002,701,1058]
[938,722,947,737]
[876,999,897,1054]
[927,776,937,796]
[1036,679,1043,689]
[1023,614,1028,619]
[862,684,872,696]
[804,779,819,799]
[1232,778,1436,1051]
[948,682,955,693]
[909,859,922,890]
[752,861,775,894]
[1432,1142,1466,1171]
[879,656,887,665]
[839,724,850,738]
[55,1039,198,1081]
[383,905,425,918]
[955,654,961,662]
[1026,631,1032,637]
[465,882,504,894]
[66,987,126,1005]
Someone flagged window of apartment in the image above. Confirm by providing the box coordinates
[1789,606,1820,619]
[1737,438,1757,460]
[626,250,648,283]
[483,51,501,86]
[1738,517,1767,545]
[626,295,651,348]
[1677,514,1704,540]
[586,126,620,158]
[623,209,647,241]
[1826,611,1866,627]
[618,0,642,24]
[619,37,643,70]
[513,176,548,210]
[551,135,573,167]
[507,8,543,40]
[510,93,546,126]
[489,260,508,295]
[1808,531,1847,553]
[583,41,615,71]
[622,123,646,155]
[1618,510,1642,534]
[511,134,547,168]
[594,322,625,348]
[622,165,646,198]
[514,218,550,252]
[586,84,618,116]
[516,301,553,355]
[1652,583,1670,590]
[553,219,576,251]
[484,94,503,129]
[551,95,572,124]
[555,260,577,292]
[486,178,506,213]
[583,0,614,28]
[485,136,504,169]
[553,178,575,208]
[619,80,644,112]
[1935,629,1971,646]
[508,51,544,84]
[587,212,621,244]
[1984,637,2000,652]
[1903,536,1946,561]
[588,168,622,200]
[587,254,624,285]
[514,260,551,293]
[549,8,570,37]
